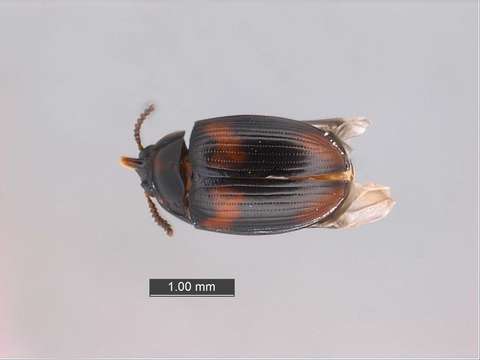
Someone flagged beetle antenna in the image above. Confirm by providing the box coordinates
[144,192,173,236]
[134,104,155,151]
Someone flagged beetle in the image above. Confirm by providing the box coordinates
[120,105,395,236]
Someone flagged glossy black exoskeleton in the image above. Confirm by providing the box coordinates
[121,105,394,236]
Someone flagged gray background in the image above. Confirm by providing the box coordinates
[0,0,477,358]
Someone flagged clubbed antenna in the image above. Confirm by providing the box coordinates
[145,192,173,236]
[134,104,155,151]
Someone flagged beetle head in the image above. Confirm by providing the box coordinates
[120,145,158,197]
[121,131,187,213]
[120,104,176,236]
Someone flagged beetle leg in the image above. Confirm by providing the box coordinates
[311,182,395,229]
[304,117,370,142]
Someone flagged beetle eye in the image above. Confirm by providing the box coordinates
[141,180,152,192]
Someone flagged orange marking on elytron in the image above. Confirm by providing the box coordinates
[200,187,244,231]
[202,123,247,166]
